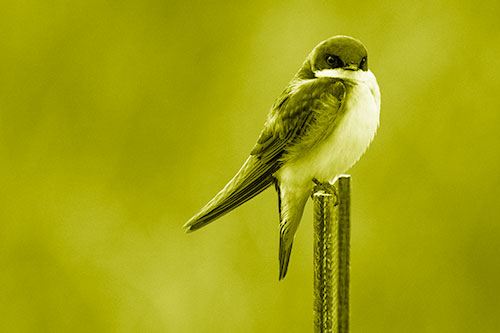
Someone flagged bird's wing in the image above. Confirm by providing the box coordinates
[184,155,279,232]
[251,78,346,163]
[184,78,346,233]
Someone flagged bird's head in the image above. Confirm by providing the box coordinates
[296,36,368,80]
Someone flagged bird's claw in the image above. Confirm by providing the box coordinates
[311,178,338,205]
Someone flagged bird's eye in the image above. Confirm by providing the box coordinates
[360,57,367,69]
[325,55,342,68]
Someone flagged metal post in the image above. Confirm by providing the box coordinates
[313,175,350,333]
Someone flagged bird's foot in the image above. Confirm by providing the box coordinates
[311,178,338,205]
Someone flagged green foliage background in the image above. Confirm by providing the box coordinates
[2,1,500,332]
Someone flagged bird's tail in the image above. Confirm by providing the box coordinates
[184,156,278,232]
[277,183,310,280]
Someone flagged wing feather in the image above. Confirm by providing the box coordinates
[184,77,346,232]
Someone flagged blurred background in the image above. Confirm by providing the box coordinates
[1,0,500,332]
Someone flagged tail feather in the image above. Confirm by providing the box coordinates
[279,238,294,280]
[184,156,278,232]
[276,184,310,280]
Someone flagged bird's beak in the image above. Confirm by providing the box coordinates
[343,63,358,71]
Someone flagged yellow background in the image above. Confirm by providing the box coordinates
[2,1,500,332]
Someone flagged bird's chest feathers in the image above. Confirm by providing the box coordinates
[315,82,379,178]
[278,73,380,185]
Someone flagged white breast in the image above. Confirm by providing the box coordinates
[277,69,380,187]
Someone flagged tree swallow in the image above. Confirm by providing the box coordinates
[184,35,381,280]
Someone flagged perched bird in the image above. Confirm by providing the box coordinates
[184,35,381,280]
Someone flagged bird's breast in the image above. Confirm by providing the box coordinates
[277,71,380,187]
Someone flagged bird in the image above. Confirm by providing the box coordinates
[184,35,381,280]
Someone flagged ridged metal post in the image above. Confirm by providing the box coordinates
[313,175,350,333]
